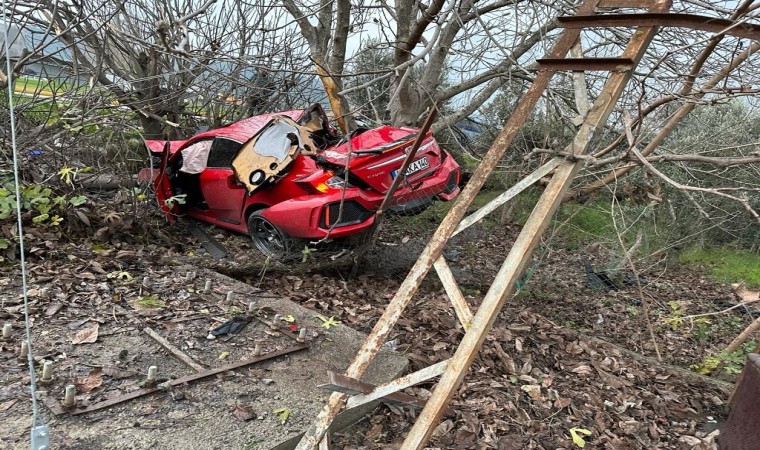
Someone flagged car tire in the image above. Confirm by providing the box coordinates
[247,210,297,260]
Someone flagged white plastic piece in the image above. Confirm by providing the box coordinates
[297,328,307,343]
[204,279,212,292]
[254,343,262,356]
[247,301,256,314]
[41,361,53,382]
[62,385,76,408]
[19,340,29,360]
[146,366,158,384]
[142,277,151,288]
[226,291,234,302]
[2,323,11,340]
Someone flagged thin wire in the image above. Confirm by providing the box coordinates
[2,10,44,426]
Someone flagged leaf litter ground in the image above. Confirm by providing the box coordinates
[0,214,754,449]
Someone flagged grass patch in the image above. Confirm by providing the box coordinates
[680,247,760,288]
[552,203,612,243]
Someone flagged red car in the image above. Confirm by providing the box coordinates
[140,105,460,259]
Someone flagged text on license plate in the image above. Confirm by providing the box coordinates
[392,157,430,178]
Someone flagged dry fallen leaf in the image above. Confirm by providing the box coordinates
[75,368,103,393]
[521,384,542,400]
[0,399,18,411]
[72,323,99,344]
[572,365,593,375]
[732,283,760,303]
[45,302,64,316]
[232,403,255,421]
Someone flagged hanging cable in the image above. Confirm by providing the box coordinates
[1,7,49,448]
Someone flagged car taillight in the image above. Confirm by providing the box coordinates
[312,171,335,193]
[300,171,353,194]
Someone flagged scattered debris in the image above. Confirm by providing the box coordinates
[71,323,99,344]
[232,403,256,421]
[274,407,290,424]
[208,317,252,337]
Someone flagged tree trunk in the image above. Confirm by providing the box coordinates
[140,116,164,140]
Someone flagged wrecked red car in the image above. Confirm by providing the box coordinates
[139,105,460,259]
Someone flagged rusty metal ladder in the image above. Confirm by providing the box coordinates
[295,0,676,447]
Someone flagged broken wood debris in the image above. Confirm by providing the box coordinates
[318,371,428,410]
[43,343,308,416]
[144,327,206,372]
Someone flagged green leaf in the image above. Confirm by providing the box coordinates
[218,351,230,360]
[282,315,296,323]
[274,407,290,424]
[69,195,87,206]
[0,238,9,249]
[317,315,341,330]
[569,428,592,448]
[48,215,63,226]
[32,214,49,223]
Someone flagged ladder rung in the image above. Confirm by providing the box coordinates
[597,0,655,8]
[558,13,760,40]
[536,57,635,72]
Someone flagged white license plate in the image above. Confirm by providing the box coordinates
[394,157,429,178]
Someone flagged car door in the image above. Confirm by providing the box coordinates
[200,137,247,224]
[153,141,181,218]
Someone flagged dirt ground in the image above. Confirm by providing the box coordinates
[1,213,754,449]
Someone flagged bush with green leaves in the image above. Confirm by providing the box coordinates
[0,172,89,251]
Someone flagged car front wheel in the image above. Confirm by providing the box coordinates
[247,210,296,260]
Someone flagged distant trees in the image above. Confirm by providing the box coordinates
[2,0,310,138]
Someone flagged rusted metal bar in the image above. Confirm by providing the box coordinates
[294,1,604,448]
[721,353,760,448]
[452,158,561,237]
[598,0,656,7]
[144,327,206,372]
[375,105,439,217]
[559,13,760,40]
[345,360,449,410]
[537,57,635,71]
[318,371,427,409]
[44,344,308,416]
[400,1,670,448]
[433,258,473,329]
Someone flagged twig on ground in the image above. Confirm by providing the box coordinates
[726,316,760,355]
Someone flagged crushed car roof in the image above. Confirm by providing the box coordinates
[145,110,306,153]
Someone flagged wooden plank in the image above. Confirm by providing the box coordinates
[144,327,206,372]
[598,0,655,8]
[434,257,473,329]
[318,371,427,409]
[400,0,670,447]
[559,14,760,40]
[537,57,635,71]
[346,360,449,410]
[452,158,561,237]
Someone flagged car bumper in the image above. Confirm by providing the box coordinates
[261,152,461,240]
